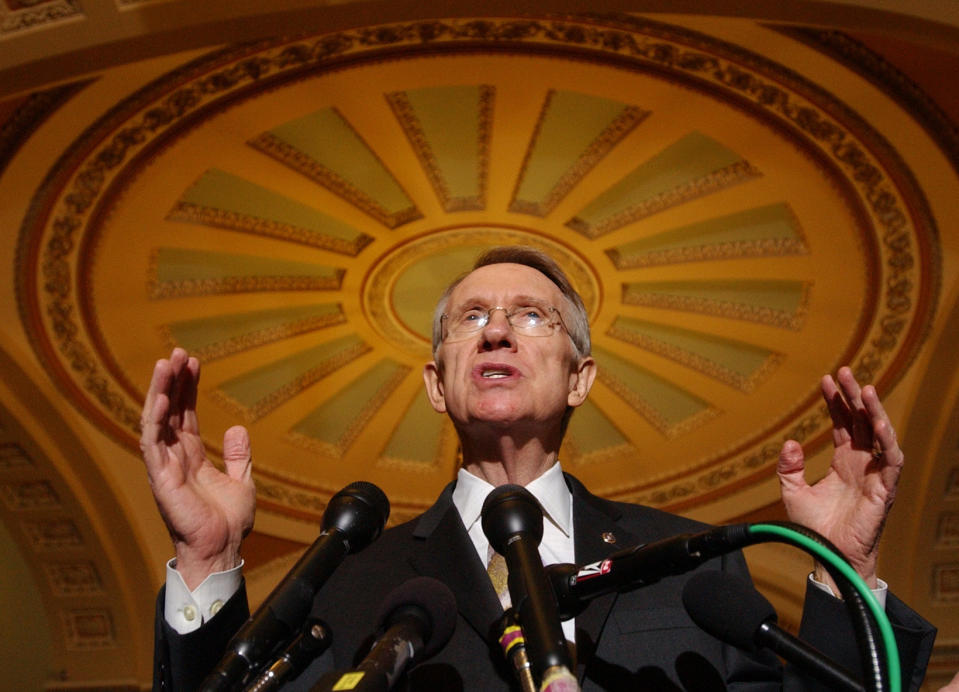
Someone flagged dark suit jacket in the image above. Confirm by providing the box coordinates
[154,474,936,691]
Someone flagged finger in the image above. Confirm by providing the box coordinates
[835,366,864,408]
[835,367,874,446]
[776,439,809,497]
[872,418,904,493]
[821,373,854,446]
[862,384,904,489]
[223,425,253,482]
[179,355,201,434]
[861,383,894,436]
[140,357,175,445]
[168,349,197,432]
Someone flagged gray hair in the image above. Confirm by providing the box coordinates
[431,246,591,360]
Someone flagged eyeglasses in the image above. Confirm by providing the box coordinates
[440,301,568,342]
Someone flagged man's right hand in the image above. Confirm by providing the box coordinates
[140,348,256,590]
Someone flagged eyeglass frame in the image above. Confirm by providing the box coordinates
[439,302,570,343]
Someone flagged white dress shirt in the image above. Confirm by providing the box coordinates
[451,462,576,642]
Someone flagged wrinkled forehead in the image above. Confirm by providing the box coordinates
[446,263,565,310]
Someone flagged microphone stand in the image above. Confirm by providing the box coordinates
[482,485,579,692]
[493,609,536,692]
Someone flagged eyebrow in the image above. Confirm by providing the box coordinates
[449,294,550,312]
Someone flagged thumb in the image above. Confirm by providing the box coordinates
[223,425,252,482]
[777,439,808,496]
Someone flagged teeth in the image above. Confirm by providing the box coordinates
[482,370,509,378]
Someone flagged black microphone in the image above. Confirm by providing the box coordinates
[200,481,390,692]
[313,576,457,692]
[546,524,750,619]
[682,570,865,692]
[242,617,332,692]
[482,484,576,689]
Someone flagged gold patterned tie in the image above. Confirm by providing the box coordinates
[487,547,512,609]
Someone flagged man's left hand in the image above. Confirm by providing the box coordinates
[777,366,904,589]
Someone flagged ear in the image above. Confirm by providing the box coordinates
[423,361,447,413]
[567,356,596,408]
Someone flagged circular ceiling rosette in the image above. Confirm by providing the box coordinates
[17,16,938,524]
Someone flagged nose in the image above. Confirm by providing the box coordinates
[480,307,516,351]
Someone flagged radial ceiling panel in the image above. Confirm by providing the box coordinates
[16,16,939,523]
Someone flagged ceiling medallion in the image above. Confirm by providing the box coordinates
[14,15,938,517]
[362,228,600,355]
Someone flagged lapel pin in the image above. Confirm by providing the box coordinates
[602,532,616,544]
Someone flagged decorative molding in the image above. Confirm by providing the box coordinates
[621,282,811,331]
[147,248,344,299]
[596,369,719,439]
[509,90,649,217]
[568,159,761,238]
[249,124,421,229]
[209,341,372,423]
[0,0,80,37]
[387,85,494,213]
[774,27,959,182]
[22,519,83,550]
[0,443,34,470]
[287,362,411,457]
[166,202,374,256]
[61,609,115,650]
[45,561,103,596]
[606,236,807,269]
[607,322,783,393]
[158,309,347,362]
[562,438,637,467]
[938,513,959,546]
[0,480,61,510]
[933,563,959,602]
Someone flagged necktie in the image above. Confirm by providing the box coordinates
[487,547,511,609]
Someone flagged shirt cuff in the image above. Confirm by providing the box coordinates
[808,572,888,609]
[163,558,244,634]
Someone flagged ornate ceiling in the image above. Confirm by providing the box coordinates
[1,2,958,689]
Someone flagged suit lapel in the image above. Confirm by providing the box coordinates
[567,475,642,682]
[408,486,503,640]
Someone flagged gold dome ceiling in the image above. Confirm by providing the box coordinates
[3,4,959,689]
[17,16,938,524]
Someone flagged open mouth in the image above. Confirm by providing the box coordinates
[475,364,518,380]
[482,369,511,379]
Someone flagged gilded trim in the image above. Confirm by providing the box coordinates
[567,159,761,238]
[510,90,650,217]
[607,323,784,393]
[166,201,374,256]
[621,282,812,331]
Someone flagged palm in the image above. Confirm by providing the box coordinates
[140,349,255,587]
[778,368,903,582]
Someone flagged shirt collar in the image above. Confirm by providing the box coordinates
[451,461,572,538]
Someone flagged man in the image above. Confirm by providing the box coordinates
[146,246,935,690]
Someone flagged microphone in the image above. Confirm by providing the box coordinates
[482,485,577,691]
[314,576,457,692]
[492,608,536,692]
[682,570,865,692]
[242,617,331,692]
[200,481,390,692]
[546,524,750,619]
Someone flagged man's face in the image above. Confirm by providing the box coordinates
[423,263,595,435]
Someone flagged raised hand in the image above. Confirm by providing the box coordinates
[777,366,904,588]
[140,348,256,590]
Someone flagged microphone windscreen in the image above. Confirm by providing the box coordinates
[681,570,776,652]
[323,481,390,553]
[481,484,544,553]
[377,576,457,659]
